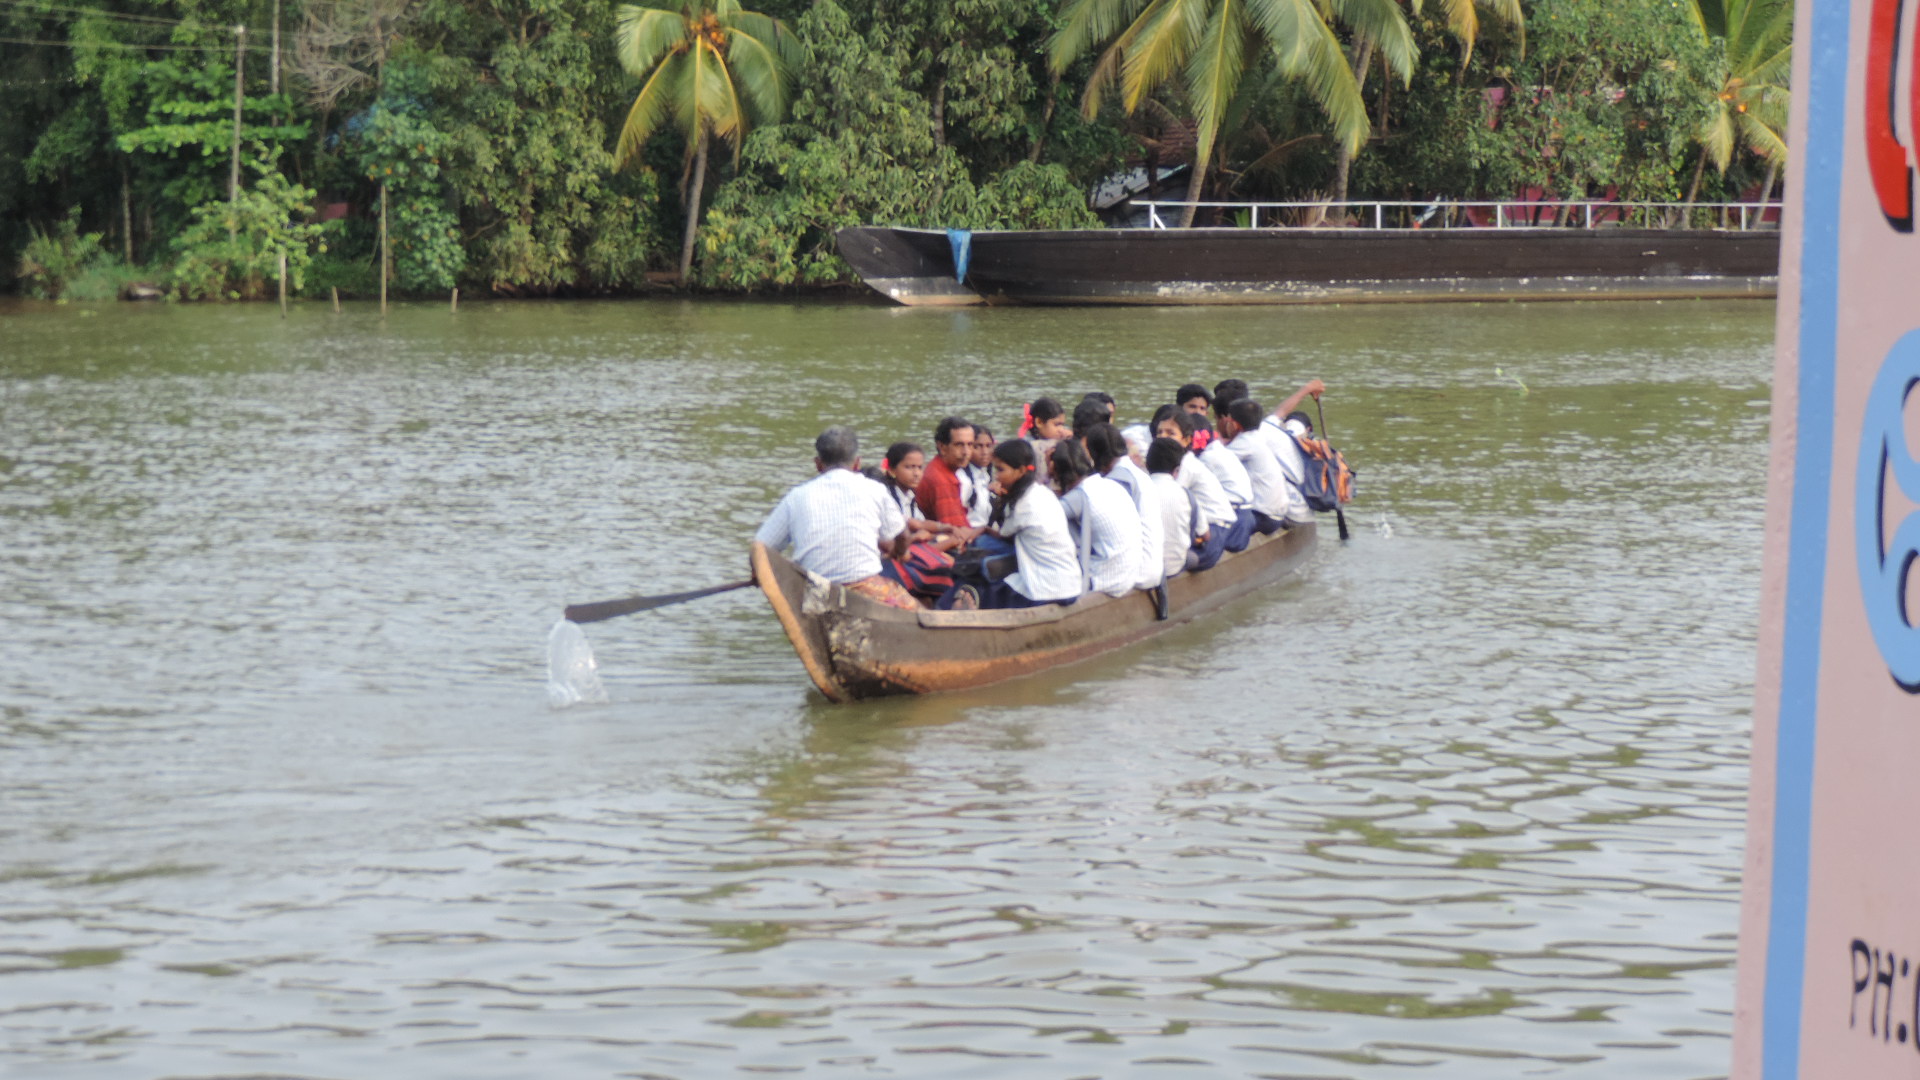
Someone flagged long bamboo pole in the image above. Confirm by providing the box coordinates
[379,182,389,317]
[229,25,246,242]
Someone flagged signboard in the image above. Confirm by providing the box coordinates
[1735,0,1920,1075]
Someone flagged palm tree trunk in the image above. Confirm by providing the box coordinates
[1178,154,1209,228]
[1758,160,1780,228]
[932,77,947,149]
[1026,72,1061,164]
[1677,149,1708,229]
[678,133,709,283]
[1329,39,1376,209]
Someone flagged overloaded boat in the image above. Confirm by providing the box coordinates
[750,522,1316,701]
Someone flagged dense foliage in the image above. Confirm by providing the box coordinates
[1,0,1786,298]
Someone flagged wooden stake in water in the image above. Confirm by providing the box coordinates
[451,287,459,313]
[379,182,389,318]
[330,286,341,313]
[277,252,288,317]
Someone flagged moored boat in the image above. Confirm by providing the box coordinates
[750,522,1316,701]
[836,223,1780,307]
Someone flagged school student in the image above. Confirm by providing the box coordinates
[1152,414,1235,561]
[1052,439,1144,598]
[878,441,959,599]
[1019,396,1069,488]
[944,440,1080,610]
[1176,383,1212,415]
[1088,423,1165,591]
[754,427,917,610]
[962,423,996,529]
[1146,437,1196,579]
[1220,398,1310,533]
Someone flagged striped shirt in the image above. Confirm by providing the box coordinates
[754,467,906,584]
[1060,473,1144,597]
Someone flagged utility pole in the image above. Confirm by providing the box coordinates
[379,182,389,317]
[270,0,280,94]
[229,24,246,241]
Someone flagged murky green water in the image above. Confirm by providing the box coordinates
[0,297,1771,1078]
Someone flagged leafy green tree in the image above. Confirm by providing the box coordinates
[1682,0,1789,207]
[1048,0,1370,226]
[169,158,326,300]
[612,0,805,281]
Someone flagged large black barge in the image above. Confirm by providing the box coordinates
[835,224,1780,307]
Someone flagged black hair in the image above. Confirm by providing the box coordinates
[1081,390,1116,418]
[1049,439,1094,491]
[975,423,994,442]
[989,438,1036,526]
[1175,383,1212,408]
[1284,410,1314,435]
[1085,422,1125,472]
[885,441,924,469]
[1190,412,1215,434]
[1212,379,1250,416]
[815,426,859,468]
[1149,403,1179,431]
[1160,408,1200,442]
[1227,397,1266,433]
[1023,396,1065,436]
[934,416,974,446]
[1071,397,1109,437]
[860,464,887,483]
[1146,437,1186,475]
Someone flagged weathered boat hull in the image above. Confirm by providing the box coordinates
[835,225,1780,306]
[751,523,1316,701]
[833,226,984,307]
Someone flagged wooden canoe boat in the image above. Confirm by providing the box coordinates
[750,522,1316,701]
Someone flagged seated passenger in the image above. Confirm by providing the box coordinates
[944,439,1080,610]
[1088,422,1164,591]
[1146,437,1196,579]
[917,416,983,541]
[1051,439,1144,599]
[1081,390,1117,422]
[1176,383,1212,415]
[1018,396,1069,487]
[1155,410,1243,567]
[1221,398,1311,533]
[754,426,917,610]
[962,424,996,529]
[1070,396,1110,441]
[879,441,958,600]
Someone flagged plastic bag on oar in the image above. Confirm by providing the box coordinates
[546,619,608,707]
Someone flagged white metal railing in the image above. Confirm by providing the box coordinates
[1137,199,1784,231]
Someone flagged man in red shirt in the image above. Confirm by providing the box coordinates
[917,416,982,543]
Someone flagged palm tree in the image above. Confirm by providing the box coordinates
[613,0,803,281]
[1681,0,1789,215]
[1049,0,1372,227]
[1325,0,1523,207]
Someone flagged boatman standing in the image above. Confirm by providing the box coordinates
[754,427,920,611]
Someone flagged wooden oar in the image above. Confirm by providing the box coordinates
[564,579,753,624]
[1312,396,1352,541]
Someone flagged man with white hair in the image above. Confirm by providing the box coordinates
[755,427,918,609]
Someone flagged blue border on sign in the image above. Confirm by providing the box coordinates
[1763,0,1850,1075]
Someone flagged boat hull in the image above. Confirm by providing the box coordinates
[751,523,1316,701]
[836,225,1779,306]
[834,226,984,306]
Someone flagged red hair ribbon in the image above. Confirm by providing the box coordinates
[1192,428,1213,452]
[1018,401,1035,438]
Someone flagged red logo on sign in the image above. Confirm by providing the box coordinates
[1869,0,1917,230]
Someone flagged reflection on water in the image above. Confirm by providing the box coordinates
[0,297,1768,1077]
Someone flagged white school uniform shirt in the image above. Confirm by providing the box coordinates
[961,464,994,528]
[1177,455,1236,529]
[1061,473,1144,598]
[1150,472,1193,578]
[1230,426,1310,523]
[1108,457,1166,589]
[1257,416,1317,524]
[997,485,1081,602]
[885,481,918,522]
[1198,438,1254,506]
[754,467,906,584]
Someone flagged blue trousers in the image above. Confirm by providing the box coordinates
[1221,507,1257,552]
[1251,510,1287,536]
[1190,521,1231,571]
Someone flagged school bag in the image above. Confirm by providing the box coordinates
[1289,433,1355,512]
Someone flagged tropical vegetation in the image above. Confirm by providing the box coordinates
[1,0,1788,299]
